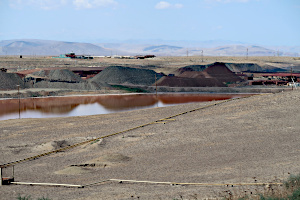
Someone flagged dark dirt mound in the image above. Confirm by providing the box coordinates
[90,66,163,86]
[29,69,97,90]
[177,71,207,78]
[157,62,242,87]
[204,62,242,83]
[0,71,24,90]
[32,69,82,83]
[178,62,281,73]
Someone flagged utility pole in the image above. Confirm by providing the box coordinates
[17,85,20,119]
[155,74,157,99]
[186,49,189,57]
[201,50,204,62]
[246,48,248,60]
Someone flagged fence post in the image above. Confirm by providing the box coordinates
[0,168,2,185]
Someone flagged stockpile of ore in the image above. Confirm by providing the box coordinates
[0,71,24,90]
[90,66,163,86]
[155,62,242,87]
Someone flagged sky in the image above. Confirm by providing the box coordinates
[1,0,300,46]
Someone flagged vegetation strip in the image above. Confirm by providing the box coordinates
[0,95,254,168]
[10,179,283,189]
[85,179,283,187]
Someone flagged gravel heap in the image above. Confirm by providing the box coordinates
[156,62,242,87]
[29,69,94,90]
[0,71,24,90]
[176,65,208,74]
[225,63,263,72]
[28,69,103,90]
[90,66,163,86]
[178,62,281,73]
[32,69,82,83]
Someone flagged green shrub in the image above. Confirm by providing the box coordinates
[285,174,300,190]
[259,195,285,200]
[17,195,32,200]
[16,195,51,200]
[288,187,300,200]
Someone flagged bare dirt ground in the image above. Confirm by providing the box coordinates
[0,89,299,199]
[1,55,300,75]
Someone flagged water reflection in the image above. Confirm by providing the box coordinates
[0,93,252,120]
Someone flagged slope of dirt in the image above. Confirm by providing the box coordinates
[90,66,163,86]
[173,64,208,75]
[32,69,82,83]
[0,90,299,199]
[0,71,24,90]
[157,62,242,87]
[204,62,242,82]
[225,63,264,72]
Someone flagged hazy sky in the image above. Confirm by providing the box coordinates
[1,0,300,46]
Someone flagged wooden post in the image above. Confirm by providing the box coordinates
[155,74,157,98]
[0,168,2,186]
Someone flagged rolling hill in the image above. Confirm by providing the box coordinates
[0,39,121,56]
[0,39,299,57]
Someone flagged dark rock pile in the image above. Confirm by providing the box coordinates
[32,69,82,83]
[0,71,24,90]
[90,66,163,86]
[156,62,242,87]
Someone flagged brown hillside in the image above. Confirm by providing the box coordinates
[156,62,242,87]
[204,62,242,82]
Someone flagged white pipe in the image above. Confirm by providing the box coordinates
[11,182,83,188]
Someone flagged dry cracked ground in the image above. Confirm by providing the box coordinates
[0,90,299,200]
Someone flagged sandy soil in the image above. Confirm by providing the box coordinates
[0,89,299,199]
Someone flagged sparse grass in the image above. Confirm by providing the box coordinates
[285,174,300,190]
[218,173,300,200]
[17,195,51,200]
[17,195,32,200]
[90,139,100,144]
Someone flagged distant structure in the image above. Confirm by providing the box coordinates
[0,68,7,72]
[53,53,93,59]
[52,53,155,59]
[134,55,156,59]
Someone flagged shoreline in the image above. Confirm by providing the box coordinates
[0,86,293,99]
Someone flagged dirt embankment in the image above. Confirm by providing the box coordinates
[0,71,24,90]
[0,89,299,199]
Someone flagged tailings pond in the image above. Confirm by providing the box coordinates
[0,93,253,120]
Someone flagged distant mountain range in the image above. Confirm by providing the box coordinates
[0,39,121,56]
[0,39,299,57]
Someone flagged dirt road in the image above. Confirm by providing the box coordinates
[0,89,299,199]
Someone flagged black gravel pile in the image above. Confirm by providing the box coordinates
[90,66,163,86]
[0,72,24,90]
[32,69,82,83]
